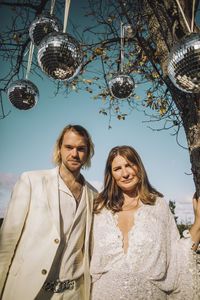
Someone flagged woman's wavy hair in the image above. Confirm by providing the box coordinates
[52,124,94,168]
[94,145,163,213]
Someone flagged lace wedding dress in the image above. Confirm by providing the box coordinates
[90,198,200,300]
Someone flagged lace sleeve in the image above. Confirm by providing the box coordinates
[166,205,200,299]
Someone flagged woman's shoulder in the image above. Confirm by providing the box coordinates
[93,207,114,224]
[93,208,114,233]
[154,197,173,221]
[94,207,110,217]
[151,197,171,215]
[155,197,168,207]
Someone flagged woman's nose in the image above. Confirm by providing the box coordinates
[121,168,129,177]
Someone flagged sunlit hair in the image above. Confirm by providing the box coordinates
[94,145,163,213]
[52,124,94,168]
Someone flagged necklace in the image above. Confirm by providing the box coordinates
[59,168,84,204]
[122,197,140,211]
[74,185,83,202]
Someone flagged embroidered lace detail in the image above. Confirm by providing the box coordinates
[90,198,200,299]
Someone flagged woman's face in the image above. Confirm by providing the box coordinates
[111,155,139,193]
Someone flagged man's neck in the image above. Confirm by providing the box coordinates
[59,164,84,204]
[59,164,82,188]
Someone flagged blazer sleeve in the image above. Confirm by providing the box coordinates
[0,172,31,294]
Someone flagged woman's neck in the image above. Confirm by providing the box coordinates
[123,190,138,200]
[122,192,140,211]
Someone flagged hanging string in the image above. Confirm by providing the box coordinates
[25,0,56,79]
[63,0,71,33]
[25,42,34,80]
[191,0,195,32]
[50,0,56,15]
[175,0,191,33]
[120,22,124,72]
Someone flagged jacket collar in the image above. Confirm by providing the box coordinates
[44,167,95,239]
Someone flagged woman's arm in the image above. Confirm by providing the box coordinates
[165,195,200,298]
[189,193,200,252]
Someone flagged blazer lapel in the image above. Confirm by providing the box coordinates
[45,168,60,237]
[84,184,94,300]
[84,186,93,248]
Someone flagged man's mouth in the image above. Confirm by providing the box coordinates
[70,160,80,164]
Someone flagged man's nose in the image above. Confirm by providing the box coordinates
[72,148,78,157]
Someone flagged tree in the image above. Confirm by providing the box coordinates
[168,200,191,237]
[0,0,200,195]
[169,200,179,224]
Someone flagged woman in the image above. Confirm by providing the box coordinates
[90,146,200,299]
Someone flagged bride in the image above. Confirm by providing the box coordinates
[90,145,200,299]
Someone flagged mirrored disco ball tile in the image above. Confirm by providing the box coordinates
[109,73,134,99]
[37,32,83,81]
[7,80,39,110]
[168,33,200,93]
[29,13,62,47]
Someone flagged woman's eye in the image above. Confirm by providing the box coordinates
[113,167,120,171]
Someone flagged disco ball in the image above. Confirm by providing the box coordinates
[7,79,39,110]
[37,32,83,81]
[29,12,63,47]
[167,33,200,93]
[108,73,134,99]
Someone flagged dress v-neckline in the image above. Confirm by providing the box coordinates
[112,203,143,255]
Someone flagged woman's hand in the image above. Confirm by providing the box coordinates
[190,193,200,251]
[193,192,200,224]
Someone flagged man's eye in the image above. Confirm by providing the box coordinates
[78,147,86,152]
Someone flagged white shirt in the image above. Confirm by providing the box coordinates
[45,175,86,282]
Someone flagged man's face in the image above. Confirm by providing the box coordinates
[60,130,88,173]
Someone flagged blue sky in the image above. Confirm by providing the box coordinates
[0,0,196,222]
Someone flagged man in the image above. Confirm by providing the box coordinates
[0,124,97,300]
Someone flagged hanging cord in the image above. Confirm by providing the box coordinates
[63,0,71,33]
[50,0,56,15]
[175,0,191,33]
[120,22,125,72]
[191,0,195,32]
[24,0,57,81]
[25,0,56,79]
[25,42,34,80]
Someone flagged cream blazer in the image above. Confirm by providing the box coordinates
[0,167,97,300]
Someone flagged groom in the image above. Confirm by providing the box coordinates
[0,124,97,300]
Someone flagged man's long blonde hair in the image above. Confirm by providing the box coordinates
[52,124,94,168]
